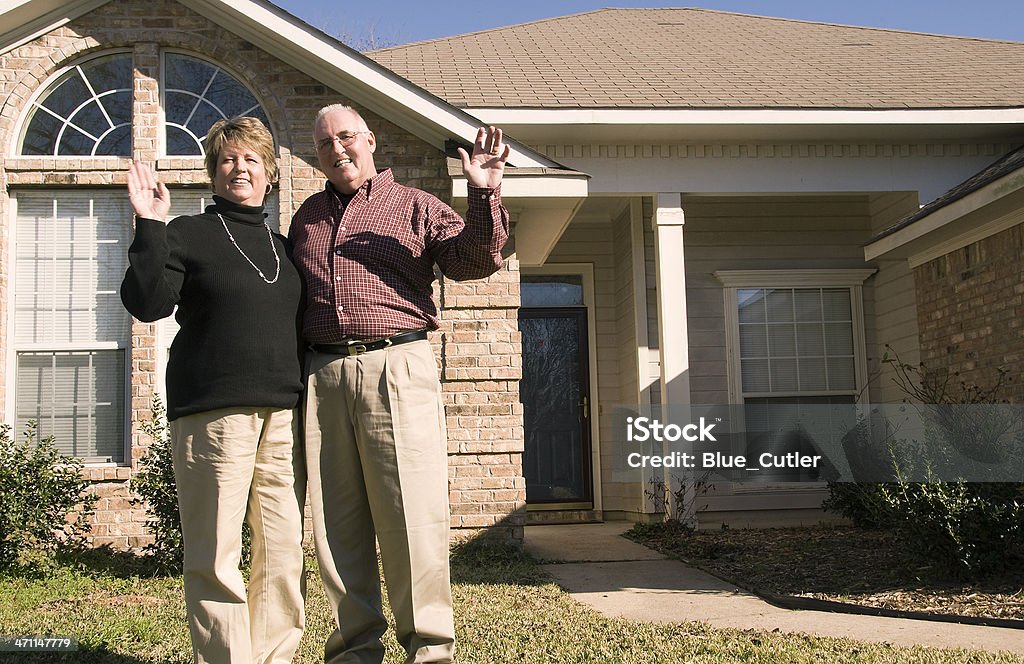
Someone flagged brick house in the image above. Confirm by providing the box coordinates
[865,146,1024,404]
[1,2,1021,547]
[371,9,1024,526]
[0,0,584,548]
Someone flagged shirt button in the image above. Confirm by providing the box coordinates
[334,247,342,255]
[337,305,344,312]
[335,276,342,281]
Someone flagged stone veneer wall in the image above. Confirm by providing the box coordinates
[0,0,524,548]
[913,223,1024,403]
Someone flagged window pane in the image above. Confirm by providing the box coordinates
[164,53,270,156]
[737,285,859,399]
[823,288,852,320]
[738,325,767,358]
[827,358,857,391]
[16,351,125,463]
[737,289,765,323]
[521,275,583,307]
[15,192,131,344]
[20,54,132,156]
[770,358,799,391]
[765,289,794,322]
[767,323,795,356]
[796,322,824,356]
[824,322,854,356]
[794,289,822,321]
[741,359,770,392]
[799,357,827,391]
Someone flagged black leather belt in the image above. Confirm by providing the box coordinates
[310,330,428,356]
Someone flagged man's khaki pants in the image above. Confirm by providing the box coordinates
[304,340,455,664]
[171,407,306,664]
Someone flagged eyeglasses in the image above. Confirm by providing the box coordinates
[315,131,369,153]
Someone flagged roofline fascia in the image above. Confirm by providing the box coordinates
[177,0,560,169]
[864,165,1024,260]
[0,0,109,56]
[462,108,1024,126]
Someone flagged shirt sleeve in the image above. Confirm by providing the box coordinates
[119,217,186,322]
[427,184,510,281]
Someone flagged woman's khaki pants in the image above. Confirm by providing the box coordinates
[170,407,306,664]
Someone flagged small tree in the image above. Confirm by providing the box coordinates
[0,421,96,571]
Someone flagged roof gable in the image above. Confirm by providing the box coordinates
[0,0,561,169]
[370,8,1024,110]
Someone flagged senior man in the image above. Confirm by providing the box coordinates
[289,104,510,664]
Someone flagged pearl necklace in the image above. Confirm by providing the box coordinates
[218,213,280,284]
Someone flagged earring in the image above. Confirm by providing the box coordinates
[265,184,273,195]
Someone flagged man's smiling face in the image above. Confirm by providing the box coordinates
[314,108,377,195]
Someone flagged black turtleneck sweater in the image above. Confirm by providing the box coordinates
[120,196,304,421]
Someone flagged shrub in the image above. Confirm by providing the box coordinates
[0,421,96,571]
[131,398,184,573]
[822,482,894,529]
[826,347,1023,578]
[881,482,1024,577]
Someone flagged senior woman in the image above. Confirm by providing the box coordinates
[120,116,305,664]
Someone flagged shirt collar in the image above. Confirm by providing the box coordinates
[325,168,394,203]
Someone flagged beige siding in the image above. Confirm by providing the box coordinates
[681,195,876,404]
[867,193,922,403]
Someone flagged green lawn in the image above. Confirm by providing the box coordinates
[0,542,1019,663]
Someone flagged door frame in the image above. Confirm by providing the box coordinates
[520,263,602,513]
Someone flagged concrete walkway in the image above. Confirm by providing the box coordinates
[524,522,1024,657]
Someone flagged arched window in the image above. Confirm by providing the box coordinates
[163,53,270,155]
[20,53,133,156]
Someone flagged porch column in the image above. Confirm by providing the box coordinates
[652,193,690,405]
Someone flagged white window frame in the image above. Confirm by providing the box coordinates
[6,191,131,465]
[715,269,876,405]
[11,49,133,159]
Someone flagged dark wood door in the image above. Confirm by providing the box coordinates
[518,308,593,505]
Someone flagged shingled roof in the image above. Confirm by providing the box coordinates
[369,8,1024,110]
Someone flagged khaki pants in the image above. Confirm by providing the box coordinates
[171,407,306,664]
[304,340,454,664]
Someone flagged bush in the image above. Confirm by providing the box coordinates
[826,348,1024,578]
[822,482,894,529]
[0,421,96,571]
[880,482,1023,578]
[131,398,184,574]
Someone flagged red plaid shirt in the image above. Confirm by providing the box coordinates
[290,168,509,342]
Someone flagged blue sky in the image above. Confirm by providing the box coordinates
[272,0,1024,47]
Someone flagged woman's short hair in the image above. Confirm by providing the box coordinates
[203,116,278,184]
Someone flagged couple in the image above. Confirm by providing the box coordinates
[120,104,511,664]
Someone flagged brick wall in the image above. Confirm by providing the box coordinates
[914,223,1024,403]
[0,0,524,548]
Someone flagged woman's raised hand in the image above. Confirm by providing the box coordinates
[128,161,171,222]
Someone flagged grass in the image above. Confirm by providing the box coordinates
[0,541,1021,663]
[625,522,1024,621]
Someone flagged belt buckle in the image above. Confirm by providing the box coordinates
[348,343,368,356]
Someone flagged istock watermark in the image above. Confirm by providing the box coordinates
[608,403,1024,483]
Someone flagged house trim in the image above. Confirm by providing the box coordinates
[865,168,1024,261]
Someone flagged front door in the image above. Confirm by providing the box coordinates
[518,307,593,505]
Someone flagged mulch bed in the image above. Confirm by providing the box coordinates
[625,522,1024,621]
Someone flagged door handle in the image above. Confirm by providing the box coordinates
[580,395,589,419]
